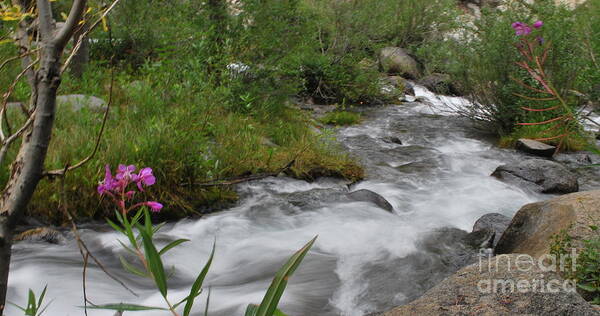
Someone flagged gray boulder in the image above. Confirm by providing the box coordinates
[347,189,394,212]
[57,94,107,112]
[516,138,556,157]
[491,159,579,194]
[382,254,599,316]
[379,47,421,79]
[472,213,512,248]
[286,188,346,209]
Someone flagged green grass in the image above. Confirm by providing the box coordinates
[320,111,362,126]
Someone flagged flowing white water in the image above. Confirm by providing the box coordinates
[8,87,557,316]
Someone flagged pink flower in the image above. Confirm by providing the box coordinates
[136,167,156,191]
[512,22,532,36]
[98,165,117,195]
[533,20,543,29]
[145,201,163,212]
[116,164,137,182]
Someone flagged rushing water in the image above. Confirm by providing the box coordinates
[8,87,592,316]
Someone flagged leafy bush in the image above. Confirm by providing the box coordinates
[430,1,598,137]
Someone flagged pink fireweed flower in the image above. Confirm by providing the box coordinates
[145,201,163,212]
[136,167,156,191]
[512,22,532,36]
[533,20,543,29]
[98,165,117,195]
[116,164,138,182]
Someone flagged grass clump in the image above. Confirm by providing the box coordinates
[320,111,362,126]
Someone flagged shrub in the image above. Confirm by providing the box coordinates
[320,111,362,126]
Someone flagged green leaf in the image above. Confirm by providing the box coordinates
[159,239,190,256]
[137,211,168,298]
[183,240,216,316]
[577,283,599,292]
[204,287,211,316]
[106,218,125,234]
[245,305,288,316]
[255,236,317,316]
[119,256,149,278]
[82,303,168,311]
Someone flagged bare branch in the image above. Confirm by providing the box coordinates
[62,0,123,73]
[54,0,88,49]
[0,114,35,166]
[0,58,39,141]
[44,67,114,177]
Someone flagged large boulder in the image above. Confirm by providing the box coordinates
[382,254,599,316]
[491,159,578,194]
[472,213,512,248]
[347,189,394,212]
[57,94,107,112]
[379,47,421,79]
[516,138,556,157]
[496,190,600,258]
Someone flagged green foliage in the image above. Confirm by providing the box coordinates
[9,286,49,316]
[320,111,362,126]
[427,1,599,138]
[550,225,600,305]
[246,236,317,316]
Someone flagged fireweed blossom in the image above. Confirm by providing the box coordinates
[512,20,543,37]
[98,164,163,213]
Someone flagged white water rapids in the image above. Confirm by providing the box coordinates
[9,87,586,316]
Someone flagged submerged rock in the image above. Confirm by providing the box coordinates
[14,227,65,244]
[347,189,394,212]
[382,136,403,145]
[418,73,459,95]
[495,190,600,258]
[472,213,512,248]
[516,138,556,157]
[491,159,578,194]
[382,254,598,316]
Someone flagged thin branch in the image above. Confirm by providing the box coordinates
[54,0,88,49]
[0,113,35,166]
[45,66,114,177]
[0,48,40,73]
[0,58,39,141]
[61,0,123,73]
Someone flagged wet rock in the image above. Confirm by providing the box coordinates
[385,76,415,96]
[418,73,459,95]
[286,188,347,209]
[496,190,600,258]
[472,213,512,248]
[382,254,598,316]
[491,159,578,194]
[382,136,403,145]
[57,94,107,112]
[14,227,65,244]
[347,189,394,212]
[379,47,421,79]
[516,138,556,157]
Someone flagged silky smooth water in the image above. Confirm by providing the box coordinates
[8,88,557,316]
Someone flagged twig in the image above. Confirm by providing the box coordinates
[0,113,35,166]
[44,65,114,177]
[0,57,39,141]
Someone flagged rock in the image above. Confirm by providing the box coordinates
[382,254,598,316]
[516,138,557,157]
[57,94,107,112]
[14,227,65,244]
[496,190,600,258]
[491,159,578,194]
[379,47,421,79]
[382,136,403,145]
[347,189,394,212]
[286,188,347,209]
[418,73,459,95]
[472,213,512,248]
[386,76,415,96]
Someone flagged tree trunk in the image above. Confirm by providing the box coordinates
[0,42,62,316]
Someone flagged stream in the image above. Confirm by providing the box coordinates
[7,87,598,316]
